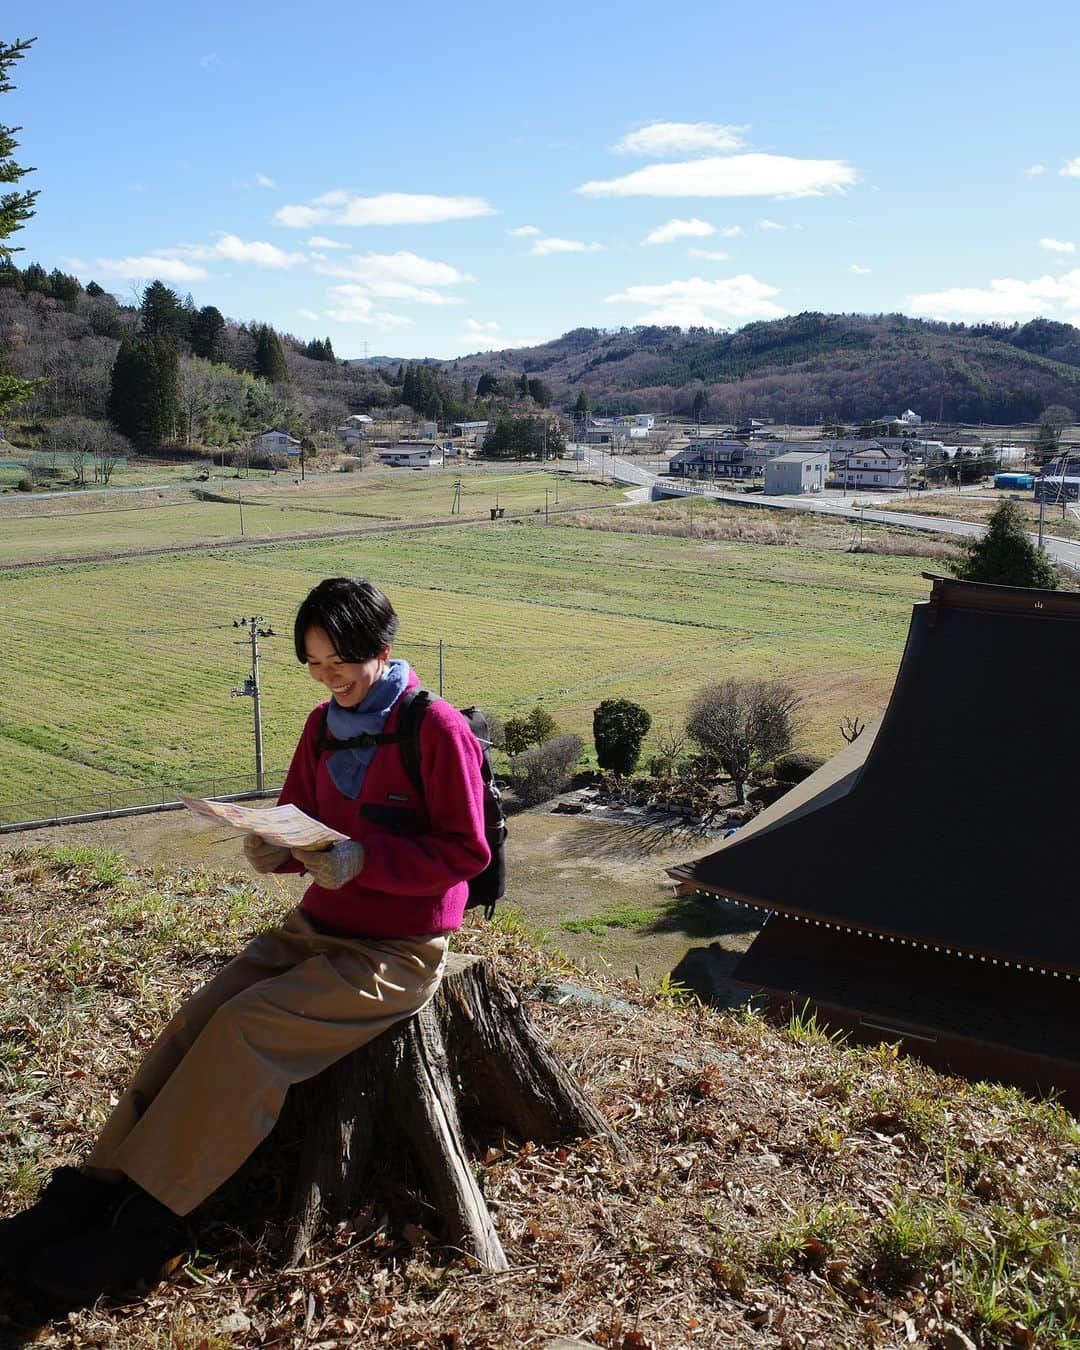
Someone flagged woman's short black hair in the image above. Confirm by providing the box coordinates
[294,577,399,664]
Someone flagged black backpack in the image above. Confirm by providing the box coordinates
[314,688,507,918]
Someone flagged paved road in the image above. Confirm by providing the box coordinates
[583,448,1080,574]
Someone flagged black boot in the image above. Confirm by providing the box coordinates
[0,1167,123,1273]
[31,1188,185,1304]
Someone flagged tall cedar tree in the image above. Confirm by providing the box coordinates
[108,335,180,447]
[254,325,288,383]
[190,305,225,361]
[0,37,40,416]
[140,280,186,342]
[951,498,1058,589]
[0,38,36,261]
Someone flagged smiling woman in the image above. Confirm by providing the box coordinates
[0,574,493,1303]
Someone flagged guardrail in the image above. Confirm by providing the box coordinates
[0,771,288,834]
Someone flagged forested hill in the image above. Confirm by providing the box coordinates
[427,313,1080,424]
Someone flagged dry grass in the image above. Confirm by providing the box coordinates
[1,847,1077,1349]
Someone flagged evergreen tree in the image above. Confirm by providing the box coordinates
[476,371,500,398]
[593,699,652,777]
[21,260,47,293]
[519,371,530,397]
[254,324,288,382]
[140,280,185,341]
[527,377,553,407]
[0,38,37,263]
[189,305,225,361]
[951,498,1058,589]
[85,280,106,297]
[322,335,335,363]
[572,390,590,414]
[107,335,180,447]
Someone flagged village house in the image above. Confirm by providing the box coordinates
[670,439,788,478]
[378,442,445,469]
[764,450,831,495]
[338,414,373,444]
[253,428,301,456]
[839,445,909,489]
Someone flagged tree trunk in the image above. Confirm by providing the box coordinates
[273,953,621,1270]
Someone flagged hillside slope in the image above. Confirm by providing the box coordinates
[430,313,1080,424]
[1,845,1077,1348]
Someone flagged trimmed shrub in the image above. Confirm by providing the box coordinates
[510,733,583,807]
[773,752,826,785]
[593,698,652,777]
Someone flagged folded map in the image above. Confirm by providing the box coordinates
[179,794,348,850]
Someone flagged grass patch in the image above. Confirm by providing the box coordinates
[562,901,662,935]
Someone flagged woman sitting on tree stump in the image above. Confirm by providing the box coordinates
[0,576,491,1302]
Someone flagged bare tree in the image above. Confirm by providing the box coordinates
[686,678,801,804]
[839,715,865,744]
[42,415,105,486]
[93,427,129,485]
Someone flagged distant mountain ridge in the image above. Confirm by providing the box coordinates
[394,313,1080,425]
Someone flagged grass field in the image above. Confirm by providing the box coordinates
[0,467,620,566]
[0,509,933,813]
[888,489,1080,541]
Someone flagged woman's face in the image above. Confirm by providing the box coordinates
[303,626,388,709]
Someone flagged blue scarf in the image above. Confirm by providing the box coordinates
[324,658,411,799]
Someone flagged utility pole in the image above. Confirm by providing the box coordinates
[237,487,245,536]
[451,477,462,514]
[232,616,272,792]
[544,486,549,523]
[438,639,445,697]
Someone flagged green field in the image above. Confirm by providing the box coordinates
[0,467,619,566]
[0,510,932,817]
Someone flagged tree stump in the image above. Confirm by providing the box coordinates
[275,953,622,1270]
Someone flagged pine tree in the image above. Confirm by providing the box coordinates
[572,390,590,414]
[254,324,288,382]
[107,336,180,447]
[951,498,1058,589]
[190,305,225,361]
[140,280,185,341]
[322,335,335,363]
[0,38,37,263]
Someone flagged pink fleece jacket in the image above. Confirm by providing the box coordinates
[277,672,491,937]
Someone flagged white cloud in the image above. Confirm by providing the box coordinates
[199,53,219,70]
[324,286,415,329]
[209,234,306,268]
[297,308,320,321]
[275,190,495,228]
[688,248,729,261]
[1059,158,1080,178]
[255,173,277,189]
[1026,164,1046,176]
[1040,237,1076,254]
[506,224,541,237]
[644,217,715,245]
[851,263,871,274]
[908,270,1080,320]
[459,318,503,349]
[606,273,785,326]
[759,218,785,230]
[94,255,210,282]
[578,152,856,200]
[313,250,471,303]
[307,235,347,249]
[528,237,604,256]
[614,121,747,157]
[718,225,744,238]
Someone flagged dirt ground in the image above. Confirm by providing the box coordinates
[0,800,760,995]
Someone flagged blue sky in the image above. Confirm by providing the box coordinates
[6,0,1080,359]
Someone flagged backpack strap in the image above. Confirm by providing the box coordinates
[313,685,431,769]
[394,687,433,796]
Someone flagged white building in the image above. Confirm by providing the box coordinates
[451,420,489,438]
[840,446,908,489]
[254,428,301,455]
[378,442,445,469]
[764,451,830,495]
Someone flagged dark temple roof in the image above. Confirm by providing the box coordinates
[669,577,1080,977]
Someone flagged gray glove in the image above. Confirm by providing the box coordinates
[292,840,365,890]
[243,832,291,874]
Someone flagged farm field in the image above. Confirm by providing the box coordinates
[0,466,620,566]
[0,515,933,815]
[887,489,1080,541]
